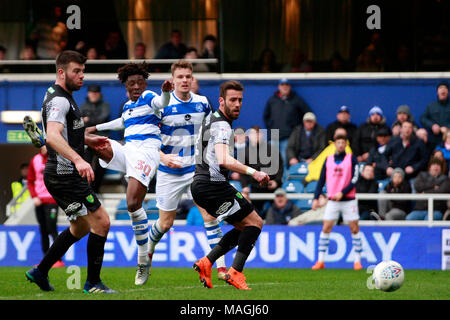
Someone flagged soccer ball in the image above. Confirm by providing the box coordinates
[372,260,405,292]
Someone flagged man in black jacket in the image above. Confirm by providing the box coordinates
[263,78,311,164]
[385,120,428,180]
[352,106,390,163]
[286,112,326,167]
[325,105,357,144]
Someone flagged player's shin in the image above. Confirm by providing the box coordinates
[204,220,226,270]
[129,207,150,265]
[232,226,261,272]
[148,219,165,254]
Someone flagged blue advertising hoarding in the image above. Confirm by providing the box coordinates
[0,225,446,270]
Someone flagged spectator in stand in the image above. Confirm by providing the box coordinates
[391,105,418,137]
[102,31,128,59]
[155,29,188,59]
[407,158,450,221]
[154,30,188,72]
[356,164,379,220]
[200,34,220,72]
[378,167,412,220]
[86,47,99,60]
[0,45,6,60]
[385,120,428,180]
[184,47,209,72]
[265,188,302,225]
[416,127,435,160]
[0,45,9,73]
[420,81,450,147]
[435,130,450,170]
[287,112,326,167]
[281,49,312,73]
[430,150,448,175]
[367,127,391,180]
[20,44,38,60]
[80,84,111,193]
[27,146,64,267]
[240,126,284,218]
[325,105,357,144]
[253,48,279,73]
[133,42,147,60]
[263,78,312,166]
[352,106,390,163]
[10,162,30,213]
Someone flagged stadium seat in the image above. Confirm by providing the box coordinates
[287,162,308,180]
[229,180,242,191]
[377,179,390,192]
[116,199,128,211]
[103,169,122,182]
[295,199,313,211]
[282,180,304,193]
[145,199,158,212]
[305,180,326,194]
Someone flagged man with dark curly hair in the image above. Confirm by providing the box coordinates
[85,62,172,285]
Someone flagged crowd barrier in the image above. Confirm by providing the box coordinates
[0,224,448,270]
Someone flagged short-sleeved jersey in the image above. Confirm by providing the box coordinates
[41,85,85,176]
[121,90,163,149]
[194,109,234,182]
[159,92,211,175]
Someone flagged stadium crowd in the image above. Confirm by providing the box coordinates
[0,27,447,73]
[226,79,450,223]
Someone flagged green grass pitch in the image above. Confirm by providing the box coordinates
[1,267,449,300]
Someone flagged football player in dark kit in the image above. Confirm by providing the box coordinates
[25,50,116,294]
[191,80,270,290]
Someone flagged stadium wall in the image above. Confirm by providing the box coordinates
[0,73,449,144]
[0,225,448,270]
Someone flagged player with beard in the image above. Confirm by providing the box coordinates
[191,80,270,290]
[25,50,116,293]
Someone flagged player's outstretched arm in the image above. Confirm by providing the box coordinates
[46,121,95,183]
[87,117,125,134]
[151,80,173,110]
[214,143,269,186]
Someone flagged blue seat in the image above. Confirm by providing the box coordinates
[282,180,304,193]
[295,199,313,211]
[305,180,318,193]
[305,180,326,194]
[145,199,158,212]
[229,180,242,191]
[377,179,390,192]
[287,162,308,180]
[116,199,128,211]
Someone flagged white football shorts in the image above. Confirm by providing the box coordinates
[99,139,159,188]
[323,199,359,222]
[156,170,194,212]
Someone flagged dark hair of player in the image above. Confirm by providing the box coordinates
[55,50,87,72]
[219,80,244,99]
[171,59,193,75]
[117,62,150,83]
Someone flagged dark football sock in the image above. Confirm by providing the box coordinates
[207,228,241,263]
[86,232,107,284]
[232,226,261,272]
[37,227,79,275]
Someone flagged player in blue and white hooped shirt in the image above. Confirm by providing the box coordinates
[85,63,172,285]
[146,60,228,280]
